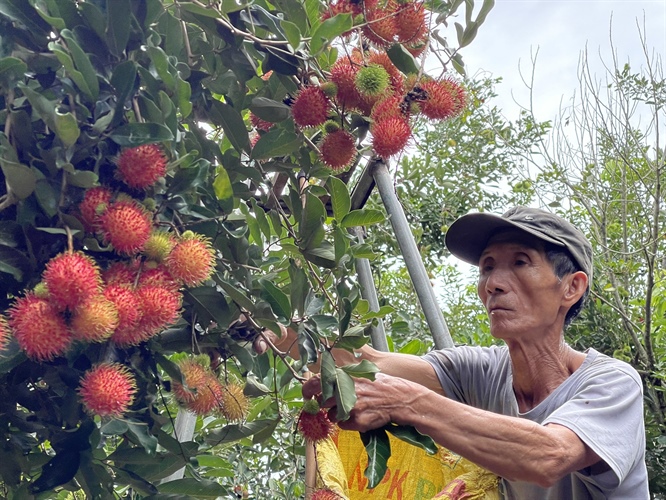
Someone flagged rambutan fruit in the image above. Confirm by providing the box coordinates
[143,230,176,262]
[439,77,468,117]
[220,383,250,422]
[0,315,11,352]
[395,1,427,43]
[298,401,336,443]
[137,265,179,291]
[102,260,140,286]
[173,360,224,416]
[371,94,404,124]
[78,363,137,417]
[104,285,143,347]
[311,489,343,500]
[70,295,119,343]
[363,1,398,47]
[116,143,168,190]
[99,200,153,255]
[290,86,331,128]
[355,65,390,98]
[330,58,363,110]
[166,232,216,287]
[135,285,182,338]
[321,0,361,36]
[8,294,72,361]
[419,79,456,120]
[319,130,357,172]
[367,51,404,94]
[250,112,273,132]
[43,251,102,311]
[371,117,411,158]
[79,186,113,232]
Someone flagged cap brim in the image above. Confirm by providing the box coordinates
[445,212,565,266]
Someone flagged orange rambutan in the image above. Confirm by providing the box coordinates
[371,116,411,158]
[220,382,250,422]
[104,285,144,347]
[173,360,224,416]
[70,295,119,343]
[290,86,331,128]
[78,363,137,417]
[0,315,11,352]
[79,186,113,232]
[143,230,176,262]
[395,1,427,43]
[166,232,216,287]
[99,200,153,255]
[298,400,336,443]
[8,294,72,361]
[137,265,179,291]
[43,251,102,310]
[319,130,357,171]
[102,260,140,286]
[115,143,168,190]
[135,285,182,338]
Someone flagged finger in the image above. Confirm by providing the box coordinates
[252,336,267,355]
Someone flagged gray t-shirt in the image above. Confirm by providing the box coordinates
[422,345,649,499]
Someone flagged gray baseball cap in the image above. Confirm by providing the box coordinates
[445,206,593,286]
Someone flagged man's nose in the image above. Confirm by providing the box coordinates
[484,267,506,293]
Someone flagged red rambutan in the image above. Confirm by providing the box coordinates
[43,251,102,310]
[419,79,456,120]
[249,112,273,132]
[104,285,144,347]
[99,200,153,255]
[219,382,250,422]
[137,265,179,291]
[70,295,119,343]
[330,58,363,110]
[363,1,398,47]
[78,363,137,417]
[135,285,182,338]
[116,143,168,190]
[0,315,11,352]
[298,403,336,443]
[395,1,427,43]
[102,260,140,286]
[291,86,331,128]
[439,77,468,117]
[311,489,343,500]
[319,130,357,171]
[371,116,411,158]
[8,294,72,361]
[79,186,113,232]
[166,232,216,287]
[367,51,405,94]
[173,360,224,416]
[371,94,404,124]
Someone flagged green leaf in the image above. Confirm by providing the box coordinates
[299,192,326,250]
[259,278,291,321]
[281,19,301,50]
[54,110,80,146]
[384,423,438,454]
[333,368,356,421]
[327,176,351,220]
[249,97,291,123]
[204,420,277,446]
[0,161,36,200]
[209,100,249,154]
[60,29,99,100]
[110,122,174,146]
[126,422,158,456]
[110,60,137,125]
[333,225,348,265]
[67,170,98,188]
[17,83,56,131]
[158,478,229,498]
[176,76,193,118]
[310,13,353,54]
[339,208,384,228]
[288,259,309,317]
[29,450,81,494]
[341,359,379,379]
[34,178,58,218]
[213,165,234,213]
[320,350,337,402]
[183,287,233,328]
[0,244,29,281]
[0,0,51,35]
[250,128,300,160]
[386,44,419,75]
[361,428,391,488]
[218,279,256,313]
[146,46,176,90]
[302,242,337,269]
[0,57,27,91]
[106,0,131,57]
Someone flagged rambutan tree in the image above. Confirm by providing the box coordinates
[0,0,493,497]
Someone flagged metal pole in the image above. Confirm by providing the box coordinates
[162,409,197,482]
[351,227,390,352]
[371,160,454,349]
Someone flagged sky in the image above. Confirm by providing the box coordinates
[449,0,666,123]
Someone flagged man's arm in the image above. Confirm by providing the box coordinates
[307,373,602,488]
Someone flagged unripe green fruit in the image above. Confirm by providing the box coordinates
[355,65,390,97]
[303,397,321,415]
[323,120,341,134]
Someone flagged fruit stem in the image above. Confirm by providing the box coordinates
[65,225,73,253]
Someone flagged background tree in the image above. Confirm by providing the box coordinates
[0,0,494,497]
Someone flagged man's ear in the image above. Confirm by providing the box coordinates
[563,271,588,305]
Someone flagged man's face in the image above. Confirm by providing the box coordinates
[476,230,568,340]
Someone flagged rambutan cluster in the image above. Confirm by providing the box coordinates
[297,398,337,443]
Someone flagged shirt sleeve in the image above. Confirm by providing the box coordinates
[543,361,645,487]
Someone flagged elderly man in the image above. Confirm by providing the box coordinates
[264,207,649,498]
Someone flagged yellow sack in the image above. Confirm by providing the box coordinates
[316,430,499,500]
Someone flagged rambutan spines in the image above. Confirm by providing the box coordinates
[79,186,113,232]
[166,233,215,287]
[8,294,72,361]
[70,295,119,343]
[116,143,168,190]
[330,58,363,110]
[311,489,343,500]
[99,200,153,255]
[104,285,144,347]
[135,285,182,338]
[419,78,467,120]
[290,86,331,128]
[319,129,357,172]
[0,315,11,352]
[367,51,405,94]
[355,65,390,97]
[173,360,224,416]
[220,383,250,422]
[395,1,427,43]
[43,251,103,311]
[78,363,137,417]
[371,116,412,159]
[102,260,141,286]
[143,230,176,262]
[249,112,273,132]
[363,0,399,47]
[298,408,336,443]
[371,95,405,124]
